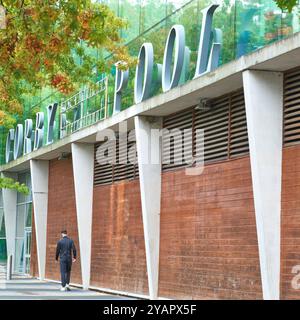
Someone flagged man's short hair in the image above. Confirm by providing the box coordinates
[61,230,67,234]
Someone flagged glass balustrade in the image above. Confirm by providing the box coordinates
[1,0,300,164]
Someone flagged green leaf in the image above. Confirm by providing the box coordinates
[0,177,30,194]
[275,0,298,12]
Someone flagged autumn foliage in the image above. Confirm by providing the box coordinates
[0,0,297,128]
[0,0,134,127]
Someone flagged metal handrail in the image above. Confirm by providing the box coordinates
[60,76,109,137]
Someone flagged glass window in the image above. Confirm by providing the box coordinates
[14,171,32,274]
[14,239,24,273]
[0,189,6,263]
[17,173,27,203]
[16,205,26,238]
[17,191,26,204]
[26,203,32,228]
[120,0,141,41]
[25,231,31,256]
[0,239,7,263]
[103,0,120,15]
[0,209,5,238]
[25,176,32,203]
[235,0,300,58]
[143,0,167,32]
[25,257,31,274]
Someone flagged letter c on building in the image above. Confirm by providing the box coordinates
[134,43,154,104]
[162,25,185,92]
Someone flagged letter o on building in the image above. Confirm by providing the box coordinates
[162,25,185,92]
[134,43,154,104]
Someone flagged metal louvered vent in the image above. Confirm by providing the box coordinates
[162,108,194,170]
[113,137,138,182]
[94,133,139,186]
[284,68,300,146]
[229,90,249,157]
[94,140,113,185]
[195,95,229,162]
[162,89,248,172]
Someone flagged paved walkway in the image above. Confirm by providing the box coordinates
[0,278,133,300]
[0,261,135,300]
[0,263,5,280]
[0,264,131,300]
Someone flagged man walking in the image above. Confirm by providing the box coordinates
[55,230,77,292]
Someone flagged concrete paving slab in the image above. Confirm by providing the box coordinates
[0,277,134,300]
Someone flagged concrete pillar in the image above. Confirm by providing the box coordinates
[243,70,283,300]
[71,143,94,290]
[1,172,18,269]
[134,116,162,300]
[30,160,49,280]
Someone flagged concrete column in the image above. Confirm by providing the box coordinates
[30,160,49,280]
[134,116,162,300]
[243,70,283,300]
[71,143,94,290]
[1,172,18,269]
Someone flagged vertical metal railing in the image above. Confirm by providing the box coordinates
[60,76,109,138]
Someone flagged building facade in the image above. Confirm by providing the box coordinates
[1,0,300,300]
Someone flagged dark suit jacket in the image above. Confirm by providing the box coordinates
[55,236,77,261]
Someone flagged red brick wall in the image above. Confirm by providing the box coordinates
[30,209,38,278]
[281,145,300,299]
[45,157,82,284]
[30,154,264,299]
[90,180,148,295]
[28,143,300,299]
[159,157,263,299]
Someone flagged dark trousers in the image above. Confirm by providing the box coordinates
[60,258,72,287]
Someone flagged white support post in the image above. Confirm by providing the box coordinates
[71,143,94,290]
[30,160,49,280]
[1,172,17,270]
[243,70,283,300]
[134,116,162,300]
